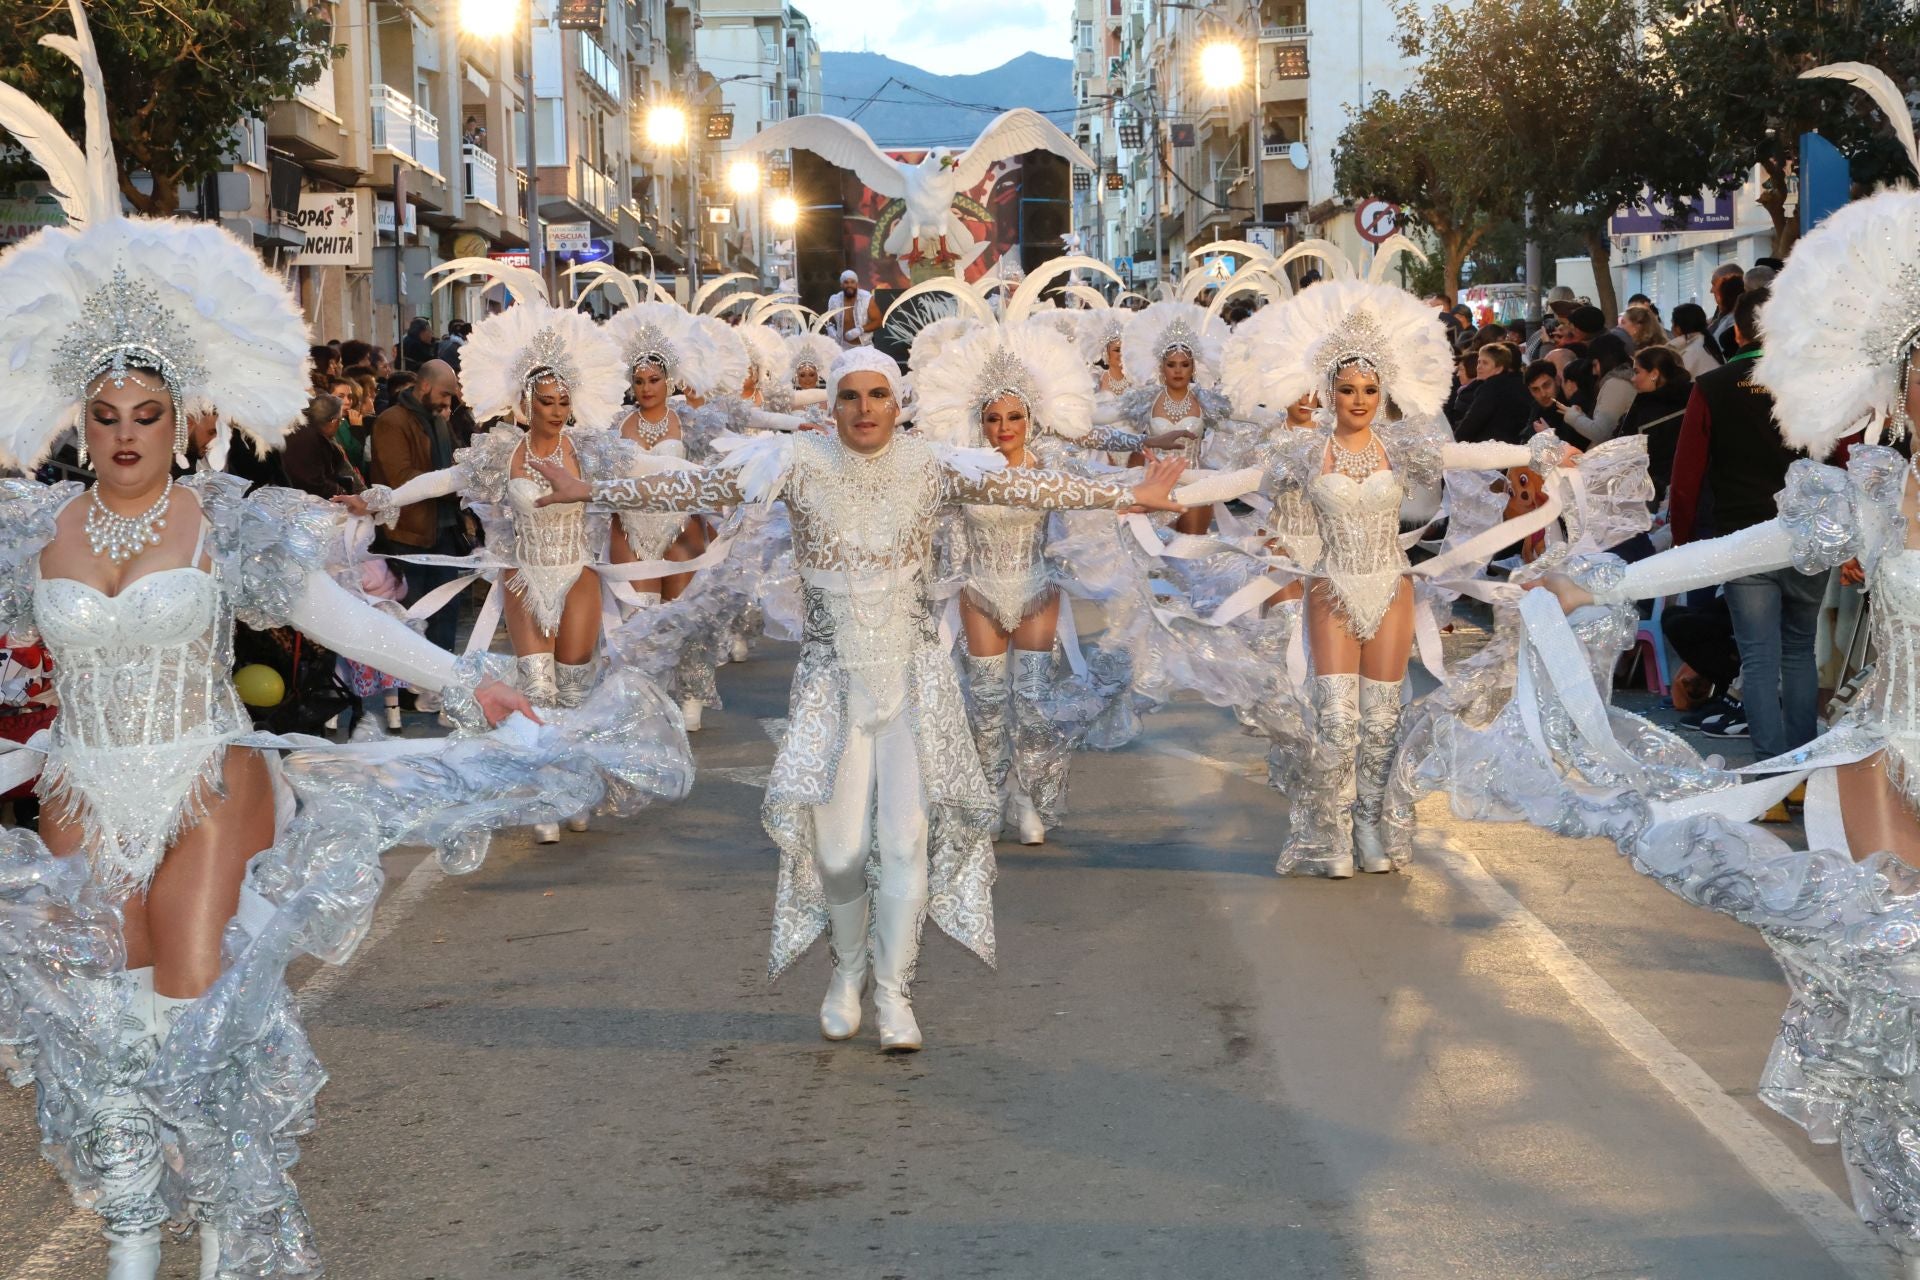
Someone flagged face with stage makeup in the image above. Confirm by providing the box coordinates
[631,358,671,412]
[832,371,899,454]
[84,370,176,497]
[1159,347,1194,393]
[525,373,572,434]
[980,394,1031,460]
[1330,362,1382,433]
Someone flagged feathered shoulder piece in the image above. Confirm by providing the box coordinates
[711,432,797,503]
[569,423,641,477]
[0,477,80,635]
[180,472,334,628]
[1121,301,1227,388]
[912,319,1095,446]
[1194,387,1235,422]
[460,303,624,430]
[1114,386,1160,423]
[926,440,1009,484]
[1222,279,1451,420]
[605,301,696,388]
[0,1,311,468]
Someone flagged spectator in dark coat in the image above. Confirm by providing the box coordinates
[400,317,437,371]
[1619,346,1693,500]
[1455,343,1534,445]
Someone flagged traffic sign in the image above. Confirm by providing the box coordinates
[1355,199,1400,244]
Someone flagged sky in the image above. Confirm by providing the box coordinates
[795,0,1073,76]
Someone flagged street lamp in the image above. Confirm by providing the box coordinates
[727,159,761,196]
[458,0,542,278]
[1200,40,1246,91]
[646,105,689,148]
[770,195,799,228]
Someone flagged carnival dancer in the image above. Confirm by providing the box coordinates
[532,347,1189,1051]
[1185,273,1583,878]
[1106,300,1237,535]
[1432,66,1920,1257]
[913,288,1193,845]
[0,6,650,1270]
[824,269,876,349]
[1082,308,1134,407]
[339,261,642,841]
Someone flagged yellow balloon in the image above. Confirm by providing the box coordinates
[233,664,286,708]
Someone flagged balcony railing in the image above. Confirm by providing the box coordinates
[579,157,615,215]
[371,84,443,177]
[1262,141,1293,160]
[464,143,501,211]
[1260,23,1309,40]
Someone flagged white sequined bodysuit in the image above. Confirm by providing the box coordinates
[506,433,593,635]
[616,409,690,563]
[1308,465,1407,641]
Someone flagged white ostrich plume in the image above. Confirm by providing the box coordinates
[461,303,625,429]
[912,318,1094,446]
[1221,278,1451,420]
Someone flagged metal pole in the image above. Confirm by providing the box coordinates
[523,0,542,280]
[1525,194,1542,323]
[1152,91,1164,287]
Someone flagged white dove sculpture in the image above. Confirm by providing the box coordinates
[742,108,1096,270]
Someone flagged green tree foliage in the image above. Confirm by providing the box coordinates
[1647,0,1920,256]
[0,0,334,216]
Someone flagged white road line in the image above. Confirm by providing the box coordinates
[1430,838,1896,1280]
[6,853,448,1280]
[1151,740,1899,1279]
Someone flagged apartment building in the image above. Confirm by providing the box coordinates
[1074,0,1431,287]
[694,0,822,288]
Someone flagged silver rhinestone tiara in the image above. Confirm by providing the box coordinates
[516,326,580,400]
[1314,306,1396,392]
[1158,316,1199,358]
[622,322,680,383]
[52,265,208,421]
[975,343,1041,416]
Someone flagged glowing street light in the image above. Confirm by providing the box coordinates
[1200,40,1246,91]
[727,159,761,195]
[770,195,799,228]
[646,105,689,148]
[458,0,517,38]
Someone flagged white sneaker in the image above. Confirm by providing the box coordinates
[681,698,704,732]
[1008,793,1046,846]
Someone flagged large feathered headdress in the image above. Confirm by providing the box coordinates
[1077,308,1128,369]
[1757,64,1920,454]
[0,0,311,468]
[786,333,838,382]
[1221,278,1451,420]
[737,323,788,386]
[681,316,752,400]
[603,300,695,388]
[913,319,1096,446]
[1122,300,1227,387]
[433,260,624,428]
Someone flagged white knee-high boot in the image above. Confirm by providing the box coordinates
[1353,676,1404,874]
[870,892,925,1052]
[819,896,871,1041]
[555,660,598,832]
[146,991,226,1280]
[1279,674,1360,878]
[1007,649,1059,845]
[962,652,1012,837]
[91,969,166,1280]
[517,656,563,843]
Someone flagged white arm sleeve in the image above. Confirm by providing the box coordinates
[369,466,460,509]
[744,408,810,433]
[1439,441,1533,471]
[1603,520,1797,602]
[287,570,462,692]
[1173,465,1266,506]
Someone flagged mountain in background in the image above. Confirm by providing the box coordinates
[816,51,1076,149]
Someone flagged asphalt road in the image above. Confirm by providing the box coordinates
[0,634,1905,1279]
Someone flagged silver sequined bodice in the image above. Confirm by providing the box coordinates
[1866,550,1920,773]
[34,568,248,755]
[1307,468,1408,641]
[960,501,1052,631]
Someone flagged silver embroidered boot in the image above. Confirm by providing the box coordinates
[517,655,563,843]
[89,969,167,1280]
[555,660,598,831]
[962,651,1013,835]
[819,896,871,1041]
[1353,676,1404,874]
[147,992,224,1280]
[871,892,926,1053]
[1279,674,1360,878]
[1008,649,1063,845]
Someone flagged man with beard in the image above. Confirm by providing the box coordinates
[368,358,468,657]
[824,269,876,350]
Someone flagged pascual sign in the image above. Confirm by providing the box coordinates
[291,192,372,268]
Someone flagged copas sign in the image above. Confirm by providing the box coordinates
[291,192,372,268]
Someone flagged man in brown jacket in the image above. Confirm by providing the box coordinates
[368,359,466,656]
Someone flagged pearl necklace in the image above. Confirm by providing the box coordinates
[1160,388,1196,421]
[1329,435,1382,483]
[629,409,674,448]
[86,478,173,563]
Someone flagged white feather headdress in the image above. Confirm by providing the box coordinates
[1221,279,1452,420]
[458,302,625,428]
[1122,301,1227,388]
[909,315,985,372]
[603,300,696,388]
[737,323,788,384]
[1077,309,1128,369]
[912,318,1095,446]
[0,0,310,468]
[786,333,838,382]
[682,316,752,400]
[1756,64,1920,454]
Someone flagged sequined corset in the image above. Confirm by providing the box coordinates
[1269,487,1324,568]
[1153,413,1205,467]
[961,503,1052,630]
[1308,468,1408,639]
[34,568,248,754]
[506,476,590,571]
